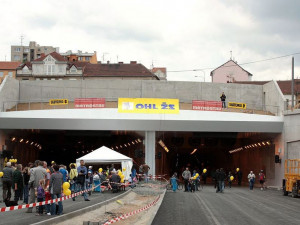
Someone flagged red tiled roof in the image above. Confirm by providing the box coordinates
[33,52,67,62]
[0,61,21,70]
[235,80,300,95]
[17,62,32,70]
[152,67,166,74]
[83,63,158,79]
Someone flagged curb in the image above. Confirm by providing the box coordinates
[30,189,131,225]
[267,186,282,191]
[146,188,167,225]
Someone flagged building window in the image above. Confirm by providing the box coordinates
[14,55,21,60]
[24,48,29,53]
[0,72,3,77]
[45,65,55,75]
[85,56,90,61]
[8,72,13,77]
[70,66,77,73]
[45,47,48,51]
[59,66,63,73]
[78,57,83,61]
[15,47,21,52]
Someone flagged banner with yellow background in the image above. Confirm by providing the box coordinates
[118,98,179,114]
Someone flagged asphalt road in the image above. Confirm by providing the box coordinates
[152,186,300,225]
[0,191,122,225]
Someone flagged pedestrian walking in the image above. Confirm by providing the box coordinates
[220,92,226,108]
[13,164,23,202]
[182,167,191,192]
[49,164,63,215]
[23,167,30,204]
[236,169,243,186]
[2,162,14,202]
[36,179,46,216]
[26,160,47,213]
[214,169,220,192]
[258,170,266,190]
[218,168,226,193]
[142,163,150,183]
[76,160,90,201]
[248,171,256,190]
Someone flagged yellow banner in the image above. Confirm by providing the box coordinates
[228,102,246,109]
[118,98,179,114]
[49,99,69,105]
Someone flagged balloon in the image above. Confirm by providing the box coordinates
[0,172,3,177]
[122,168,126,172]
[230,176,234,181]
[236,168,240,172]
[120,178,124,183]
[118,170,122,176]
[63,189,71,196]
[63,182,70,190]
[196,173,199,177]
[120,174,125,179]
[203,169,207,173]
[99,168,103,173]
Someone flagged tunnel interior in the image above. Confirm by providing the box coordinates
[3,129,278,183]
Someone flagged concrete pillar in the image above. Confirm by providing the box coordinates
[145,131,156,176]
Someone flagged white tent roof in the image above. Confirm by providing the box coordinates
[76,146,132,164]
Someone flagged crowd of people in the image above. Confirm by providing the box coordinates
[169,167,266,193]
[1,159,147,216]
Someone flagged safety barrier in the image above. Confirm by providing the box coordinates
[0,181,131,213]
[103,194,160,225]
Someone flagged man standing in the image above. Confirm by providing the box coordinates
[26,161,47,213]
[248,171,256,191]
[59,165,68,183]
[218,168,226,193]
[237,169,243,186]
[182,167,191,192]
[13,164,23,202]
[220,92,226,108]
[258,170,266,190]
[49,164,63,215]
[2,162,14,201]
[76,160,90,201]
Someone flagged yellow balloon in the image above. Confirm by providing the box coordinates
[196,173,199,177]
[0,172,3,177]
[236,168,240,172]
[120,178,124,183]
[63,182,70,190]
[99,168,103,172]
[122,168,126,172]
[203,169,207,173]
[230,176,234,181]
[120,174,125,179]
[63,189,71,196]
[118,171,122,176]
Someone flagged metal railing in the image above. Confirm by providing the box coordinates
[1,99,281,116]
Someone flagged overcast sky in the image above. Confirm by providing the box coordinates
[0,0,299,81]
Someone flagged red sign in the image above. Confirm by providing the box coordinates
[75,98,105,108]
[192,100,222,111]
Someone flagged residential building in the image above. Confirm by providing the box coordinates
[11,41,59,62]
[210,59,253,83]
[60,50,97,64]
[151,67,167,80]
[16,52,159,80]
[235,80,300,107]
[0,61,21,84]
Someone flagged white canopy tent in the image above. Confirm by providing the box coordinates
[76,146,133,180]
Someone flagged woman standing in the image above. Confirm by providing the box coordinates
[69,163,78,201]
[22,167,30,204]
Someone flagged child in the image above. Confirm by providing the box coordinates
[36,179,45,216]
[170,173,178,192]
[44,186,52,215]
[189,178,196,192]
[227,171,233,188]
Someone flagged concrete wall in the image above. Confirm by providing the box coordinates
[263,81,286,115]
[0,76,19,112]
[18,79,264,109]
[284,110,300,160]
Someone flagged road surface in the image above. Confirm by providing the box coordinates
[152,186,300,225]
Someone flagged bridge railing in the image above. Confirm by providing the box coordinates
[1,99,280,116]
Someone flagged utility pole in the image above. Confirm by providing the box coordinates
[20,35,24,46]
[292,57,295,108]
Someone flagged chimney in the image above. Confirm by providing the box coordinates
[118,62,123,64]
[130,61,137,64]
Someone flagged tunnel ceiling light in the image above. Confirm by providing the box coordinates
[116,146,118,149]
[266,141,271,145]
[135,140,138,143]
[132,141,135,144]
[262,142,265,145]
[11,137,16,141]
[138,139,141,143]
[258,143,261,146]
[128,143,131,146]
[124,144,127,147]
[20,139,24,143]
[254,144,257,147]
[31,142,34,145]
[26,140,29,144]
[190,149,198,155]
[158,140,170,153]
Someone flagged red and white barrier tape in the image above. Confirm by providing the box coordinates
[0,181,131,213]
[103,195,160,225]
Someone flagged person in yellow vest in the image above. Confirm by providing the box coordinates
[69,163,78,201]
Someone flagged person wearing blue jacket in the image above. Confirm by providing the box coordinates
[170,173,178,192]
